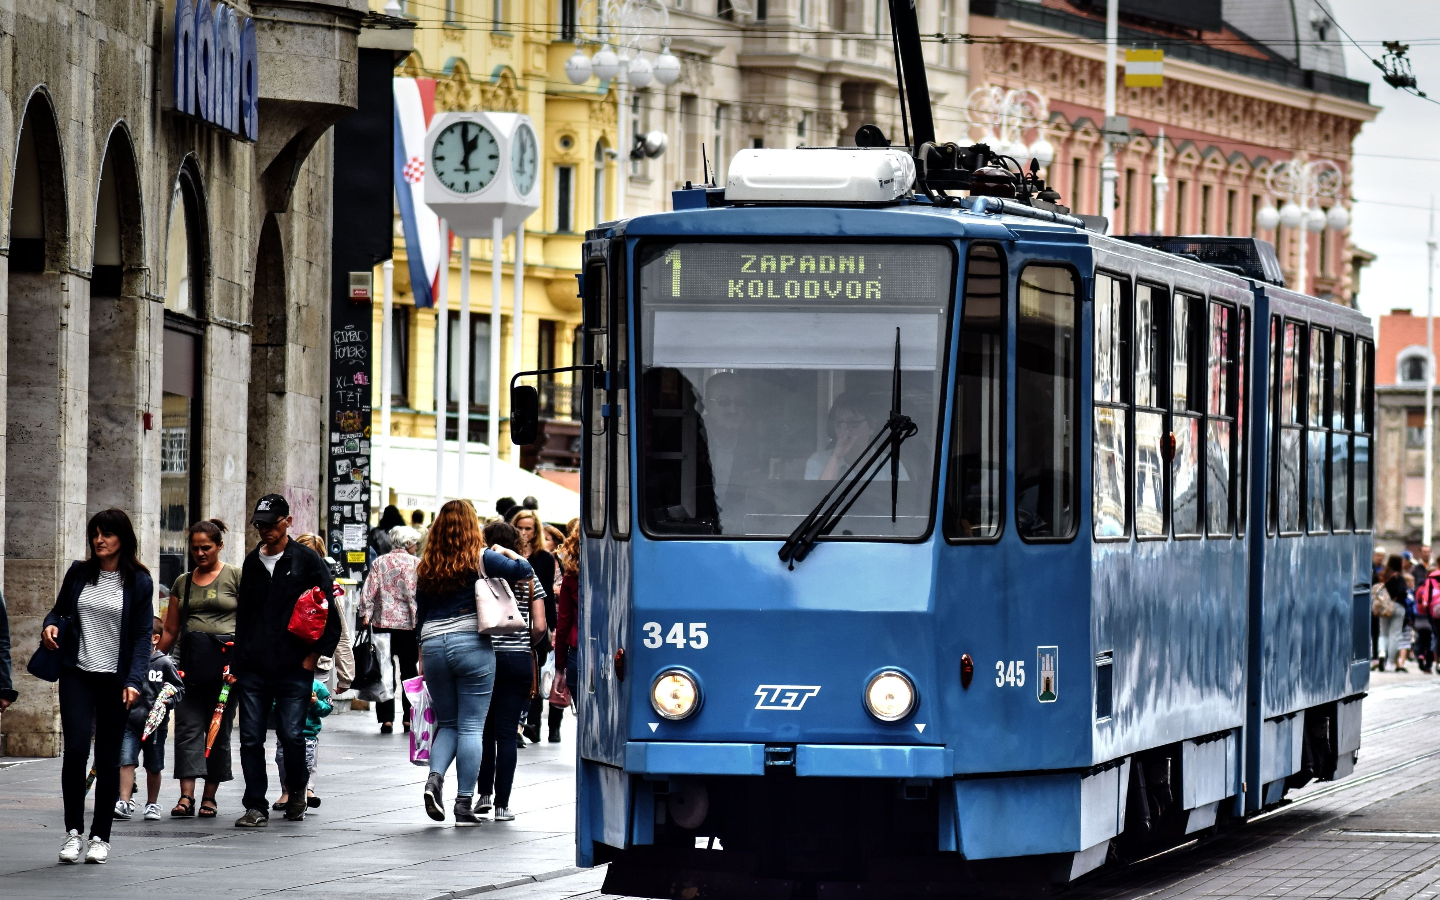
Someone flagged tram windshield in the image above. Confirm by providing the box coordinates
[636,241,954,539]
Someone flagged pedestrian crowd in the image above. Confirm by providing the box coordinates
[0,489,582,865]
[1373,545,1440,674]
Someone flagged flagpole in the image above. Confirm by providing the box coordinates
[434,221,449,514]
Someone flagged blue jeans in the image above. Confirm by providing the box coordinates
[237,670,312,813]
[120,723,167,773]
[479,651,534,807]
[421,631,495,796]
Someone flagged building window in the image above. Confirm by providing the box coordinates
[799,0,808,24]
[1399,349,1430,385]
[752,136,764,149]
[1201,183,1212,234]
[1071,158,1084,216]
[713,105,728,182]
[797,111,810,145]
[593,141,608,226]
[1319,219,1330,277]
[1175,180,1187,234]
[1407,410,1425,448]
[446,312,491,411]
[1124,168,1136,234]
[560,0,576,38]
[556,165,575,232]
[1252,194,1262,235]
[718,0,735,19]
[1407,475,1426,513]
[681,94,699,184]
[1226,189,1237,236]
[391,305,410,407]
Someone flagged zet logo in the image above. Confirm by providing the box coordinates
[754,685,821,710]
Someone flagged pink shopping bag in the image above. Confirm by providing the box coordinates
[403,675,434,766]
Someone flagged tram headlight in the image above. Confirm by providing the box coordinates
[864,670,917,723]
[651,669,700,720]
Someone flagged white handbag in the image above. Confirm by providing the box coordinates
[475,554,527,635]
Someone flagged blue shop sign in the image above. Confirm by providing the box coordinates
[170,0,258,141]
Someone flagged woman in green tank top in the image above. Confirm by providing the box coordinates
[158,519,241,818]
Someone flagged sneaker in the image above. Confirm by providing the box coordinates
[284,798,307,821]
[234,809,269,828]
[454,795,481,827]
[113,799,134,819]
[144,803,162,821]
[59,830,84,864]
[475,794,493,814]
[423,772,445,822]
[84,837,109,864]
[493,806,515,821]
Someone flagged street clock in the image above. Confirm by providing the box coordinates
[424,111,542,237]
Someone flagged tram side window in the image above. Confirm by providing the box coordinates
[1331,332,1353,532]
[946,244,1005,541]
[1092,271,1129,539]
[1236,308,1250,537]
[1172,293,1205,537]
[1015,265,1078,541]
[612,256,632,539]
[1206,302,1237,537]
[1134,284,1167,538]
[1355,339,1374,529]
[1276,321,1303,534]
[584,261,610,537]
[1307,326,1330,534]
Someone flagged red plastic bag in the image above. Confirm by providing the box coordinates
[288,586,329,643]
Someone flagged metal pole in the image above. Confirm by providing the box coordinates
[457,237,471,503]
[512,222,526,470]
[489,216,504,498]
[1296,197,1309,297]
[433,220,450,514]
[618,78,628,219]
[379,259,393,511]
[1426,195,1436,546]
[1152,127,1167,234]
[1100,0,1118,229]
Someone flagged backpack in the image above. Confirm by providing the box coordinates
[1418,573,1440,618]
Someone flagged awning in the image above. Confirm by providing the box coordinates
[374,435,579,523]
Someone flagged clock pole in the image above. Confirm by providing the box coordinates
[489,215,504,496]
[512,220,526,465]
[434,219,451,514]
[457,235,472,501]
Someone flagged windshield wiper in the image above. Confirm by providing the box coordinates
[778,329,917,570]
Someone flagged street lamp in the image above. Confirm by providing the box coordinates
[964,86,1053,169]
[1257,158,1348,296]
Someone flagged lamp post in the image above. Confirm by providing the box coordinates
[1256,157,1348,297]
[963,86,1054,170]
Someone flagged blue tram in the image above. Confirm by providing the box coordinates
[500,10,1372,893]
[505,177,1374,895]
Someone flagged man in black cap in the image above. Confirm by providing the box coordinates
[232,494,339,827]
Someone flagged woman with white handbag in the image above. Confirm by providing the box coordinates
[413,501,534,826]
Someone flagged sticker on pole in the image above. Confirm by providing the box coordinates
[1124,49,1164,88]
[1037,646,1058,703]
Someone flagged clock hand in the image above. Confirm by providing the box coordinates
[460,124,479,173]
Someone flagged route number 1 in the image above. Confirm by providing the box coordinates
[643,622,708,649]
[995,660,1026,687]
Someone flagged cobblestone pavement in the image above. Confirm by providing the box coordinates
[5,671,1440,899]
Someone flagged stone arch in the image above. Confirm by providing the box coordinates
[8,87,70,272]
[246,213,288,520]
[165,156,211,317]
[87,123,149,526]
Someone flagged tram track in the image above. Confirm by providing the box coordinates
[1248,745,1440,822]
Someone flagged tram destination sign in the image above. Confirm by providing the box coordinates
[641,242,951,305]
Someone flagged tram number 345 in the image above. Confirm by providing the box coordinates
[642,622,709,649]
[996,660,1026,687]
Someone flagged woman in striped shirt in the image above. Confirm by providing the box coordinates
[475,520,547,822]
[41,509,155,864]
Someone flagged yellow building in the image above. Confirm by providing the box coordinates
[370,0,618,500]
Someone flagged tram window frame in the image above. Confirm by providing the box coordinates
[611,248,632,540]
[1266,315,1278,538]
[582,258,610,539]
[1275,319,1304,537]
[946,242,1008,544]
[1134,282,1170,541]
[1236,306,1250,538]
[1306,325,1331,535]
[1355,338,1374,531]
[1205,299,1239,538]
[1014,261,1081,544]
[1330,331,1354,533]
[1092,269,1131,541]
[1171,292,1206,540]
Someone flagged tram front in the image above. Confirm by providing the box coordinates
[552,197,989,896]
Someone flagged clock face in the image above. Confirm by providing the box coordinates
[512,124,538,196]
[432,120,500,195]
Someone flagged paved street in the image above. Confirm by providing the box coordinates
[7,673,1440,899]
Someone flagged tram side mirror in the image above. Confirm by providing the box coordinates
[510,385,540,445]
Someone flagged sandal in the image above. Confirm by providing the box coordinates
[171,795,196,817]
[198,799,218,819]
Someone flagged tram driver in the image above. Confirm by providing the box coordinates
[805,391,910,482]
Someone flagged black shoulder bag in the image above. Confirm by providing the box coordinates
[179,574,233,684]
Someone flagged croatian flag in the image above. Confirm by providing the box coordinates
[394,77,442,308]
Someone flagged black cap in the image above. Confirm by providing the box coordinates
[252,493,289,525]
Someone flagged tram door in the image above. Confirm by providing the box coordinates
[578,241,632,768]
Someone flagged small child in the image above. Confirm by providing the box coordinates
[116,617,184,821]
[274,678,331,810]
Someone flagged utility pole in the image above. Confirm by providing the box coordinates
[1426,196,1436,547]
[1100,0,1118,230]
[1152,127,1167,234]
